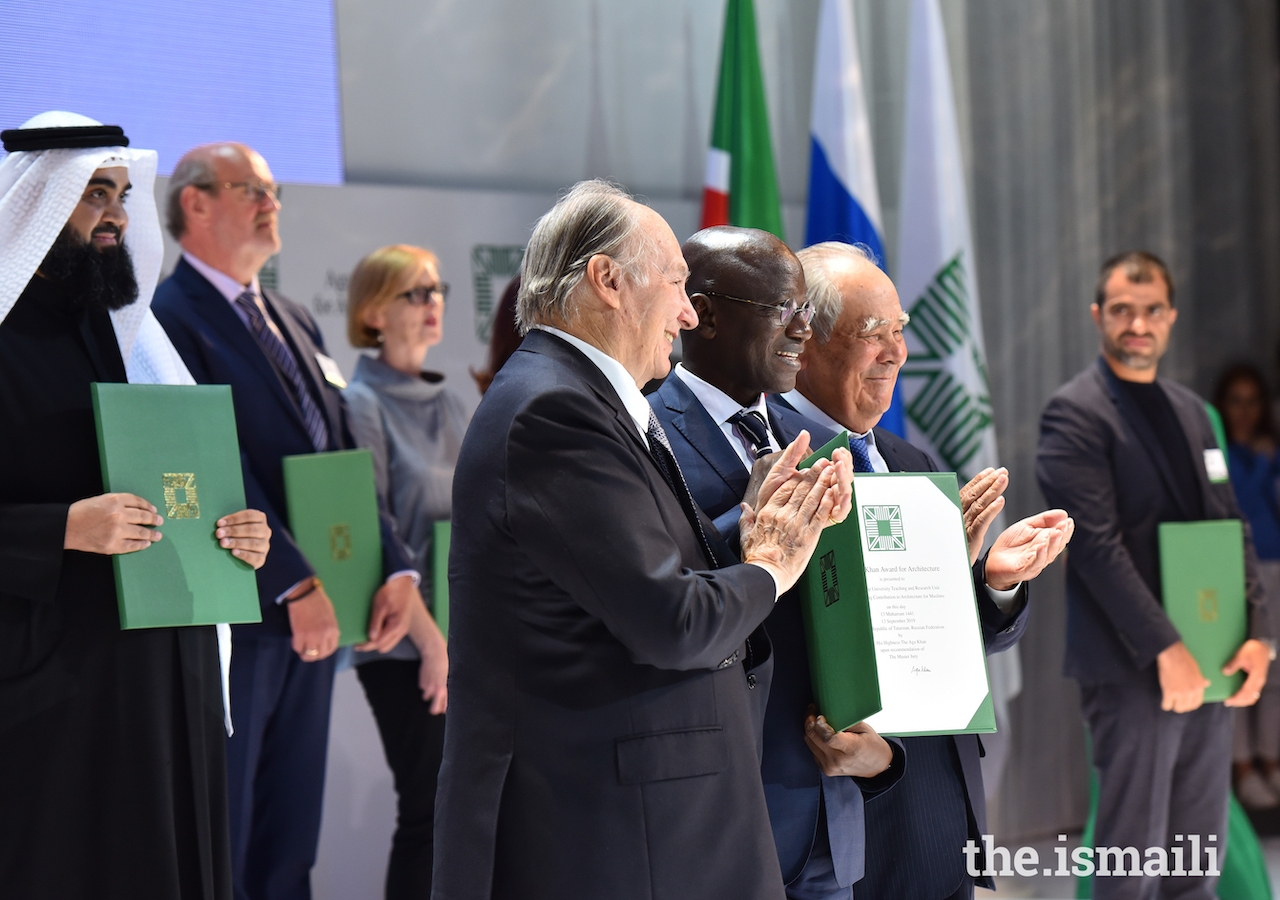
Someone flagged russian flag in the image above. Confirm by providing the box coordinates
[804,0,905,437]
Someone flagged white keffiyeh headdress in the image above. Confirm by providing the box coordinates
[0,110,193,386]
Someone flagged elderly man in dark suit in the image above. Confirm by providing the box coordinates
[432,182,854,900]
[152,143,419,900]
[1037,251,1272,900]
[773,241,1072,900]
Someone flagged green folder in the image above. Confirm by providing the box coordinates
[432,520,450,641]
[1159,520,1248,702]
[91,383,261,629]
[794,431,882,731]
[282,449,382,646]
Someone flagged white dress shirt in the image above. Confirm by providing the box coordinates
[781,389,1022,611]
[183,252,287,343]
[675,364,779,469]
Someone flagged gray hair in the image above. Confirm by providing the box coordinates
[516,180,652,334]
[797,241,908,342]
[165,154,218,240]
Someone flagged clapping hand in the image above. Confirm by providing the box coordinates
[960,468,1008,565]
[984,509,1075,591]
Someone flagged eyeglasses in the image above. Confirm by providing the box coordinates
[397,283,450,306]
[1102,302,1172,323]
[198,180,280,204]
[701,290,815,327]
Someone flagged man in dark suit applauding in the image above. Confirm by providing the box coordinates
[780,241,1072,900]
[152,143,419,900]
[1037,252,1272,900]
[432,181,853,900]
[649,226,904,900]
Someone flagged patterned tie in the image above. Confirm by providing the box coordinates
[849,433,875,473]
[729,409,773,461]
[234,290,330,452]
[646,409,719,567]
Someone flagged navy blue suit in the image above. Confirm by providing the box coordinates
[649,375,905,899]
[153,258,412,900]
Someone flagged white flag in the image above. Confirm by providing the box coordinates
[895,0,996,481]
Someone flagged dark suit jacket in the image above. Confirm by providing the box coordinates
[650,375,904,889]
[769,394,1029,895]
[1036,357,1270,685]
[432,330,785,900]
[152,257,412,636]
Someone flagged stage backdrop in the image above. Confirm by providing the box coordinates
[155,178,805,899]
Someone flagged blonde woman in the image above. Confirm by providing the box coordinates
[344,244,460,898]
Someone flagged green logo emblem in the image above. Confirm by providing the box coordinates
[819,550,840,607]
[162,472,200,519]
[470,245,525,343]
[864,506,905,551]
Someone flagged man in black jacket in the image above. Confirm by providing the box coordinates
[1037,251,1272,899]
[779,240,1071,900]
[432,181,853,900]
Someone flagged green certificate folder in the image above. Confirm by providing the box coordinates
[91,383,261,629]
[1159,520,1248,703]
[283,449,382,646]
[432,520,450,641]
[795,432,883,731]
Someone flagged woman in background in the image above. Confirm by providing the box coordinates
[470,274,521,396]
[344,244,461,898]
[1215,364,1280,809]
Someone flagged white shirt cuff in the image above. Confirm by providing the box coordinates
[985,582,1023,614]
[275,576,314,605]
[387,569,421,588]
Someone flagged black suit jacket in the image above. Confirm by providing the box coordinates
[432,330,785,900]
[1037,357,1270,685]
[152,257,412,635]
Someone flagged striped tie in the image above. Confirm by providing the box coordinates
[729,409,772,460]
[646,410,719,567]
[234,290,330,452]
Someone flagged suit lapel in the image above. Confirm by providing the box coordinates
[175,259,302,426]
[658,375,749,498]
[1096,361,1196,519]
[873,427,906,473]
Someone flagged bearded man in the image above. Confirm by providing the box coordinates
[0,112,270,900]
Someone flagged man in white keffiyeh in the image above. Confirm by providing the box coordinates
[0,112,269,900]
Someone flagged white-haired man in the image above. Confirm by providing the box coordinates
[0,113,270,900]
[774,241,1073,900]
[432,181,854,900]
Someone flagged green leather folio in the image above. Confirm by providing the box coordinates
[432,520,450,641]
[282,449,382,646]
[1159,519,1248,703]
[794,431,883,731]
[90,383,261,629]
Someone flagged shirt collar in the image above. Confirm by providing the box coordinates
[183,251,261,304]
[534,325,652,442]
[674,363,768,427]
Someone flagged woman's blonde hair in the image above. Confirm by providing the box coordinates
[347,244,440,348]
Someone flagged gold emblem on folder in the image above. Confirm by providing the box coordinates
[162,473,200,519]
[329,523,352,561]
[1198,588,1219,623]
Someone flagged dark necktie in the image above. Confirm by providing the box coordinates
[646,409,719,567]
[849,433,875,473]
[234,289,330,452]
[729,409,773,460]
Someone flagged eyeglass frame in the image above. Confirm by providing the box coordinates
[196,180,281,204]
[698,289,815,327]
[396,283,450,306]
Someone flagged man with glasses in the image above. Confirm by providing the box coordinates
[153,143,419,900]
[1037,251,1272,900]
[776,241,1070,900]
[649,227,906,900]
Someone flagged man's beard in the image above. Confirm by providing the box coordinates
[39,223,139,312]
[1102,332,1159,370]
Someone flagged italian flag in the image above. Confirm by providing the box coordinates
[701,0,785,239]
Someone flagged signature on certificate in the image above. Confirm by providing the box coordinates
[910,665,932,675]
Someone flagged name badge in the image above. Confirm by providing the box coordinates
[1203,448,1229,483]
[315,353,348,389]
